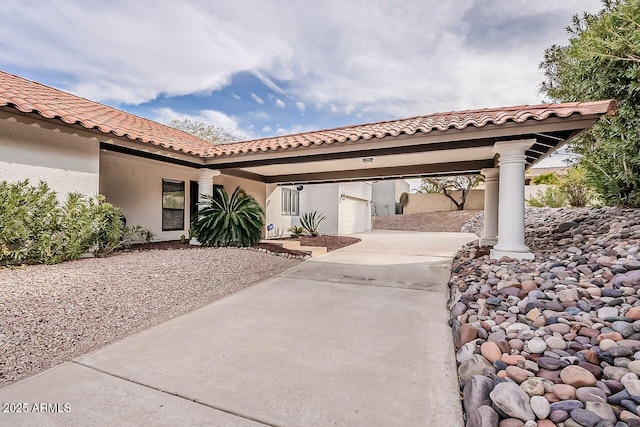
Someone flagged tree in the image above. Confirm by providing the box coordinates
[169,118,241,144]
[415,175,483,210]
[539,0,640,207]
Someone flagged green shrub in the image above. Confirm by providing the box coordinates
[300,210,326,237]
[0,180,149,264]
[191,186,264,247]
[559,166,593,207]
[527,186,567,208]
[288,225,304,238]
[532,172,560,185]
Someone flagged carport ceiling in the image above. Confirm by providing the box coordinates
[203,101,615,184]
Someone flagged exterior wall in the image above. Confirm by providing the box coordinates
[265,184,300,238]
[371,180,409,216]
[99,151,199,242]
[525,184,550,203]
[337,182,372,234]
[299,183,340,235]
[404,189,484,214]
[217,174,266,210]
[0,112,100,197]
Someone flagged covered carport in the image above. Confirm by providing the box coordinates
[196,100,615,260]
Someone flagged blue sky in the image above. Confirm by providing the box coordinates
[0,1,602,141]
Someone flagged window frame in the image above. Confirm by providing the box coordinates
[281,188,299,216]
[162,179,185,231]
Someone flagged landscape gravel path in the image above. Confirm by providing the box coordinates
[0,247,300,388]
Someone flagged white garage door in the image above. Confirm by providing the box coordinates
[339,198,368,234]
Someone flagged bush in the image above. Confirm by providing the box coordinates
[191,186,264,247]
[559,166,593,207]
[288,225,304,238]
[300,210,326,237]
[532,172,560,185]
[0,180,148,264]
[527,186,567,208]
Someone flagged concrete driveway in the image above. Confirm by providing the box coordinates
[0,230,476,427]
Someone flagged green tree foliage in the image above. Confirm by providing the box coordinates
[532,172,560,185]
[539,0,640,206]
[416,175,483,210]
[0,180,148,264]
[191,186,264,247]
[169,118,241,144]
[527,166,594,207]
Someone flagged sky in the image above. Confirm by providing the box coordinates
[0,0,603,141]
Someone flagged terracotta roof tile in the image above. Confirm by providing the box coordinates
[0,71,216,157]
[212,100,615,158]
[0,70,616,160]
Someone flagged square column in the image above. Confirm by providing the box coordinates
[491,140,535,260]
[479,168,499,246]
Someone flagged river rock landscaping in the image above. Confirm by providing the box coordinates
[452,207,640,427]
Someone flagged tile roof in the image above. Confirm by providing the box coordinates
[0,70,616,160]
[213,100,616,158]
[0,71,216,157]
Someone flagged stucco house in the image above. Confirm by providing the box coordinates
[0,70,616,259]
[266,182,372,238]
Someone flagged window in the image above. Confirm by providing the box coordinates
[162,179,185,231]
[281,188,299,216]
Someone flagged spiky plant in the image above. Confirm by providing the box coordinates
[191,186,265,247]
[300,210,326,237]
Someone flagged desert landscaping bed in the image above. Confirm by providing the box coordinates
[0,247,300,388]
[373,210,481,232]
[452,207,640,426]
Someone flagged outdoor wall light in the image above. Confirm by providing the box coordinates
[297,185,304,191]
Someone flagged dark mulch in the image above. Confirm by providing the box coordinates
[298,235,361,251]
[126,235,360,256]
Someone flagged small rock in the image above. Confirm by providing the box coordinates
[464,375,494,414]
[528,337,547,354]
[466,405,500,427]
[530,395,550,419]
[481,341,502,363]
[561,365,598,387]
[490,381,536,422]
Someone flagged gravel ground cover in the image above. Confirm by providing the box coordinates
[451,207,640,426]
[0,247,300,388]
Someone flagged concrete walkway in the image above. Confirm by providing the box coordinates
[0,230,476,427]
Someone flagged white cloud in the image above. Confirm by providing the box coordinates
[250,93,264,105]
[231,93,241,100]
[295,102,305,112]
[262,125,272,132]
[0,0,603,118]
[275,99,286,109]
[153,107,250,139]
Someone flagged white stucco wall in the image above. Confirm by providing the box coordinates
[371,180,409,216]
[338,182,372,233]
[0,112,100,197]
[299,183,340,235]
[100,151,199,242]
[265,184,300,238]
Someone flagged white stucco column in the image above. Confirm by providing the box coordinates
[480,168,499,246]
[491,140,535,260]
[191,169,221,245]
[197,169,221,207]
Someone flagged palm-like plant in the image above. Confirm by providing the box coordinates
[191,186,265,247]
